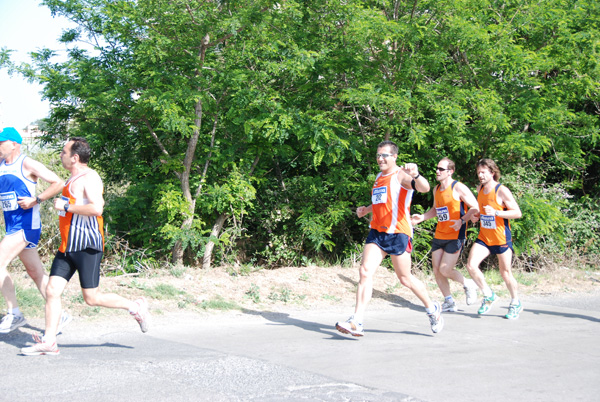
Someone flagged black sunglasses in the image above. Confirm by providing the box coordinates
[436,167,449,172]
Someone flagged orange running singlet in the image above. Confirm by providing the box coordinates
[369,169,414,235]
[434,181,466,240]
[477,183,511,246]
[58,171,105,253]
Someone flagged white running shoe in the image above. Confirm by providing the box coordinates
[21,339,60,356]
[427,301,444,334]
[335,316,364,337]
[464,281,478,305]
[57,311,73,335]
[0,313,27,334]
[131,297,150,333]
[442,299,457,312]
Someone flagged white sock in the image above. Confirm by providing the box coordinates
[445,296,454,303]
[465,278,476,288]
[511,299,520,305]
[425,304,438,314]
[10,307,22,317]
[482,287,493,298]
[128,302,139,315]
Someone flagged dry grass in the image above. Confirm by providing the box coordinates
[5,258,600,322]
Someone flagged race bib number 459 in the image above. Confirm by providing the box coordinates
[0,191,18,211]
[436,206,450,222]
[372,187,387,204]
[480,214,497,230]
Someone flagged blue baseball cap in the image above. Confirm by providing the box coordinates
[0,127,23,144]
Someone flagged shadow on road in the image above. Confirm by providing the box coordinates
[241,309,434,339]
[0,323,43,348]
[527,308,600,323]
[338,274,426,312]
[58,342,135,350]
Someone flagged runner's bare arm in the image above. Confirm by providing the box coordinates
[449,183,479,231]
[412,203,436,226]
[496,186,522,220]
[470,184,482,223]
[54,171,105,216]
[457,182,480,221]
[356,205,373,218]
[17,158,64,210]
[400,163,430,193]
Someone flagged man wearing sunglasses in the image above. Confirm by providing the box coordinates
[336,141,444,337]
[411,158,479,313]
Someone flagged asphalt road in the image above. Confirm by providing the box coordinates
[2,292,599,402]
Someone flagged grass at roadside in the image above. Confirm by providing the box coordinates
[3,262,599,321]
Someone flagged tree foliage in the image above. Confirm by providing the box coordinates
[3,0,598,268]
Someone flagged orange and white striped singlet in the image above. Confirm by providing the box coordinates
[58,171,104,253]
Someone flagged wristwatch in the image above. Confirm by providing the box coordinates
[36,196,43,204]
[64,203,70,213]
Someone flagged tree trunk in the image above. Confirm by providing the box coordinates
[202,213,228,269]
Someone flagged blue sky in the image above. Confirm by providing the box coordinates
[0,0,73,129]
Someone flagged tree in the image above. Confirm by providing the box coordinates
[5,0,597,269]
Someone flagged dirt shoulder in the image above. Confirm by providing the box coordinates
[11,263,599,321]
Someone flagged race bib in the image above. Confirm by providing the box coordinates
[372,187,387,204]
[480,214,497,230]
[0,191,18,212]
[436,206,450,222]
[58,196,70,217]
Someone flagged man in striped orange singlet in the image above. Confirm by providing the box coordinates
[466,158,523,320]
[411,158,479,312]
[22,138,150,356]
[336,141,444,337]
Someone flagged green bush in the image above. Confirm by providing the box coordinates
[502,167,571,256]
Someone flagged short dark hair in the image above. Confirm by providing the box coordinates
[69,137,91,164]
[440,157,455,172]
[476,158,500,181]
[377,140,398,155]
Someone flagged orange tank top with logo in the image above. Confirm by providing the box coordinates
[434,181,466,240]
[58,171,105,253]
[369,169,414,236]
[477,183,511,246]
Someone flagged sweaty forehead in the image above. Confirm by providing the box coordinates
[477,166,491,173]
[377,146,393,154]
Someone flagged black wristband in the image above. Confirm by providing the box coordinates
[36,196,43,204]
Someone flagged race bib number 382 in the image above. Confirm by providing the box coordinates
[372,187,387,204]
